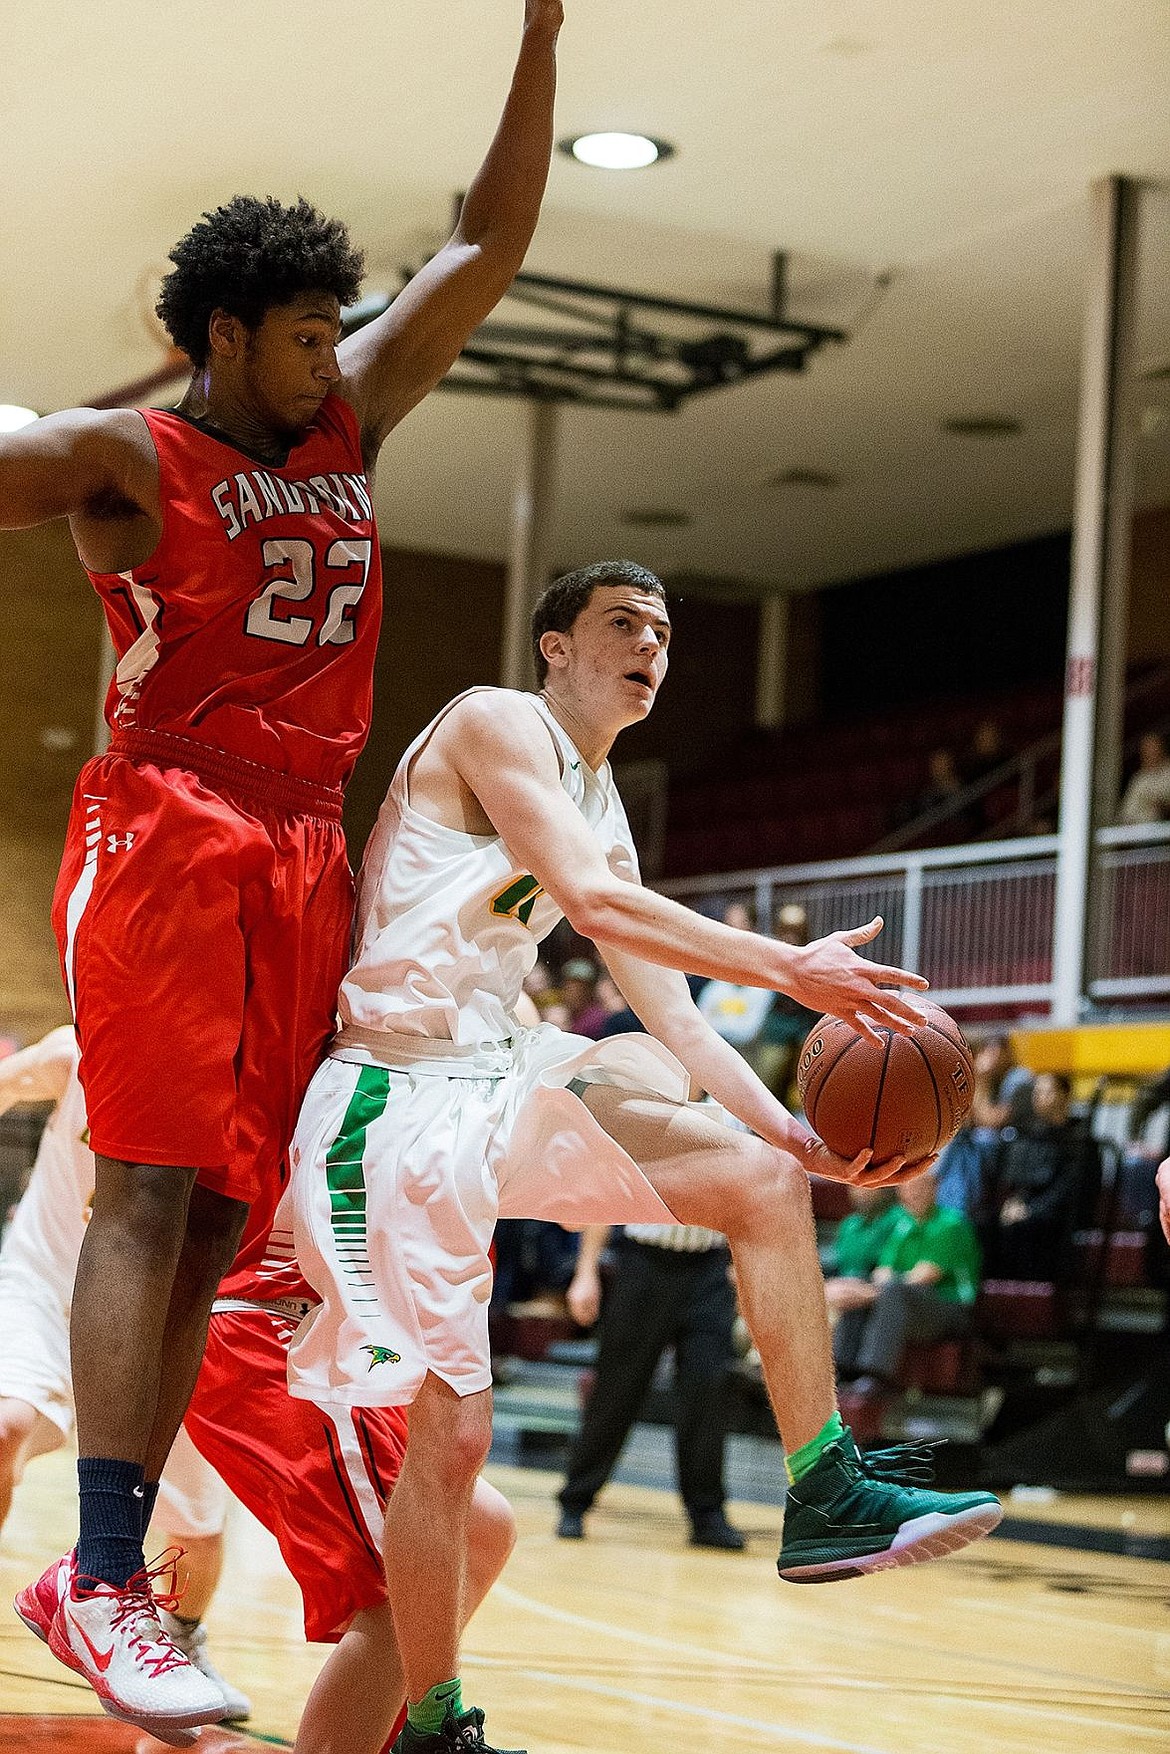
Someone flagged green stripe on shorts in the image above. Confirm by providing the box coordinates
[326,1065,389,1214]
[325,1069,390,1313]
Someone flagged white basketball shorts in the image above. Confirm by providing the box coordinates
[284,1025,688,1407]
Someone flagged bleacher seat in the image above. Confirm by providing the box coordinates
[977,1279,1064,1341]
[899,1337,981,1396]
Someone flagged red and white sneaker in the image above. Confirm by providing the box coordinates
[47,1552,228,1746]
[14,1550,75,1643]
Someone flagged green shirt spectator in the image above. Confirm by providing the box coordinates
[878,1205,981,1304]
[834,1201,903,1279]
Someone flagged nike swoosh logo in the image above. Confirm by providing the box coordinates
[70,1610,115,1673]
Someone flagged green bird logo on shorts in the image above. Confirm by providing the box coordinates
[362,1344,401,1370]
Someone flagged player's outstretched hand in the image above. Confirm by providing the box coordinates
[801,1137,934,1187]
[786,916,928,1043]
[1157,1157,1170,1245]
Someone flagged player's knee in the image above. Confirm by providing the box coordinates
[411,1386,493,1485]
[0,1399,39,1475]
[469,1478,517,1577]
[181,1187,250,1285]
[723,1142,809,1236]
[92,1161,194,1252]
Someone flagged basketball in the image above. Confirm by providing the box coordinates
[796,1001,975,1164]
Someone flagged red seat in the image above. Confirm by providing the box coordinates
[899,1338,981,1395]
[977,1279,1064,1340]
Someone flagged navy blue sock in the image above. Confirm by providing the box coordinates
[139,1479,160,1543]
[76,1457,147,1590]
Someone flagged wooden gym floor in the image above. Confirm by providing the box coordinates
[1,1442,1167,1753]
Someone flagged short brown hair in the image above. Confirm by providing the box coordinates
[531,561,666,685]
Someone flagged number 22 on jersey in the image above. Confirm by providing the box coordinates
[246,537,372,648]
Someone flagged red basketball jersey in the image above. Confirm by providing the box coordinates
[90,394,383,791]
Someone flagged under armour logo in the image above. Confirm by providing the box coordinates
[362,1344,401,1370]
[106,833,136,853]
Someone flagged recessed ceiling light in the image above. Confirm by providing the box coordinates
[621,507,691,528]
[942,416,1022,438]
[0,404,39,432]
[767,467,841,490]
[560,132,674,171]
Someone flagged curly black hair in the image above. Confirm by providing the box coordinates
[531,560,666,684]
[156,196,366,367]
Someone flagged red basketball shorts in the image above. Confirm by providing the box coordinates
[51,737,353,1205]
[185,1308,407,1642]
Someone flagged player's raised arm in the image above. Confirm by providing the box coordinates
[448,693,927,1040]
[340,0,563,454]
[0,408,159,567]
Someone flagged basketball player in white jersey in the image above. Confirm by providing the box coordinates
[284,560,1002,1754]
[0,1028,250,1725]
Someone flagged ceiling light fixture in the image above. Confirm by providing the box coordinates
[621,508,692,529]
[942,416,1022,438]
[0,404,39,432]
[560,132,674,170]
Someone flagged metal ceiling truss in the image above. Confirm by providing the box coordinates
[344,252,847,413]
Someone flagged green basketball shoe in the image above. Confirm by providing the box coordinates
[777,1432,1002,1582]
[393,1704,525,1754]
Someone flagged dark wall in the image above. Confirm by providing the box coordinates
[818,531,1072,720]
[617,593,761,777]
[344,545,507,861]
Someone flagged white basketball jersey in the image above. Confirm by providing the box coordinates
[336,690,638,1066]
[0,1026,92,1307]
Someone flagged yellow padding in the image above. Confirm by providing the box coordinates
[1012,1023,1170,1078]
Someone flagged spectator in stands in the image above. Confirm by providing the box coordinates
[1118,731,1170,826]
[1128,1064,1170,1160]
[961,717,1012,834]
[971,1032,1035,1136]
[556,1218,746,1552]
[756,903,819,1102]
[1156,1155,1170,1246]
[979,1072,1100,1280]
[962,717,1009,790]
[918,747,965,815]
[832,1169,981,1396]
[695,900,777,1072]
[572,968,625,1039]
[558,957,603,1033]
[823,1185,901,1316]
[523,958,558,1011]
[932,1122,991,1219]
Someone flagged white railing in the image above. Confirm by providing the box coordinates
[656,823,1170,1016]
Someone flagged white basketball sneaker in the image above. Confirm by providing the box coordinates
[48,1559,228,1744]
[14,1550,75,1642]
[160,1611,253,1721]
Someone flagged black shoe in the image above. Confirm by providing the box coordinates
[689,1511,747,1551]
[393,1703,525,1753]
[556,1508,585,1539]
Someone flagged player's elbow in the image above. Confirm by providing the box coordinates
[561,881,623,943]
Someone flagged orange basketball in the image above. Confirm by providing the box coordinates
[796,1000,975,1164]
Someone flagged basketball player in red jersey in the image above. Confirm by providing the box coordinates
[0,2,562,1737]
